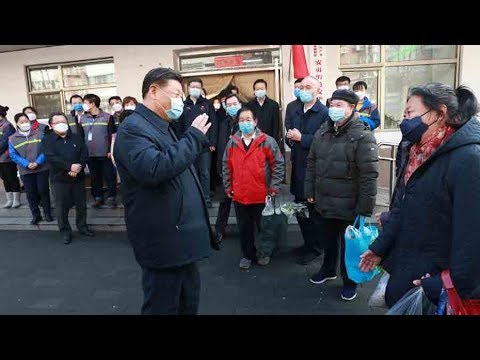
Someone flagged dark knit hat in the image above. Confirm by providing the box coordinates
[331,89,359,105]
[0,105,9,117]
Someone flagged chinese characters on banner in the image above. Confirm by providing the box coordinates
[310,45,325,99]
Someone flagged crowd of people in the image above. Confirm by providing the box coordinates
[1,66,479,315]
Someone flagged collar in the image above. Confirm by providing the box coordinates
[135,103,170,133]
[54,130,71,139]
[298,99,324,115]
[241,131,256,141]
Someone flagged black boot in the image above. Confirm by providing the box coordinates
[30,213,42,225]
[63,233,72,244]
[43,209,53,222]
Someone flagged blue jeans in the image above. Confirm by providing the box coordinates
[141,262,200,315]
[195,151,211,204]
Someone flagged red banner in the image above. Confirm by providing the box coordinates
[214,55,244,68]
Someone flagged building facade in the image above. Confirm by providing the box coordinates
[1,44,479,147]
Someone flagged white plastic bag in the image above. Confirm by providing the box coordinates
[386,287,425,315]
[368,272,390,308]
[262,195,275,216]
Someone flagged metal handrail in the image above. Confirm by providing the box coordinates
[377,142,398,206]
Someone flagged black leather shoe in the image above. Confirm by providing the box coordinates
[43,211,53,223]
[216,232,224,244]
[91,198,104,209]
[63,233,72,244]
[30,215,42,225]
[79,229,95,237]
[296,251,320,265]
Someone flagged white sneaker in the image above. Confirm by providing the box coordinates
[239,258,252,269]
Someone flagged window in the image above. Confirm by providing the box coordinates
[339,45,460,130]
[27,59,117,119]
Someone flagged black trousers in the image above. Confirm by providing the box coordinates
[141,262,200,315]
[315,213,356,286]
[295,201,321,254]
[87,157,117,199]
[21,171,51,217]
[0,162,20,192]
[53,180,88,235]
[194,151,211,204]
[215,184,233,235]
[234,202,264,260]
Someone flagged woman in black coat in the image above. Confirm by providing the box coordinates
[360,83,480,309]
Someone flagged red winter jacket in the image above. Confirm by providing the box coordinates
[222,128,284,205]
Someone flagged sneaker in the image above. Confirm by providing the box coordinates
[239,258,252,269]
[91,197,104,208]
[341,285,358,301]
[309,271,337,284]
[257,256,270,266]
[106,197,117,209]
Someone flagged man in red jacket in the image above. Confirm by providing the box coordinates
[222,105,284,269]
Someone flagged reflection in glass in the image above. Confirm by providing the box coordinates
[386,45,457,62]
[384,64,455,129]
[340,45,380,65]
[32,93,62,119]
[29,68,60,91]
[62,62,115,87]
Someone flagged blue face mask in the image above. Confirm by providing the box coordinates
[328,107,347,122]
[299,90,314,104]
[239,121,255,135]
[189,88,201,98]
[255,89,266,98]
[294,88,301,99]
[156,87,184,120]
[400,110,432,143]
[222,102,227,110]
[73,104,84,112]
[227,105,241,118]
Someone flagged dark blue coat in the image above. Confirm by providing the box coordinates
[113,103,215,270]
[178,96,217,148]
[370,118,480,307]
[286,99,329,201]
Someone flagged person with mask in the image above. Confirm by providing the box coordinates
[223,105,284,269]
[352,81,380,130]
[286,76,329,265]
[326,76,351,107]
[122,96,138,112]
[360,83,480,311]
[8,113,52,224]
[248,79,281,142]
[214,93,242,244]
[22,106,47,134]
[210,94,226,195]
[67,95,84,135]
[109,96,123,127]
[285,78,304,131]
[178,78,217,208]
[80,93,117,209]
[0,105,21,209]
[113,67,220,315]
[41,112,93,244]
[305,89,378,301]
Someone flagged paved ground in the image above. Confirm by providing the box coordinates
[0,230,385,315]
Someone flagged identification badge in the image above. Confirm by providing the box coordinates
[87,131,93,142]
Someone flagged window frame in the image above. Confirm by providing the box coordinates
[25,58,117,118]
[338,45,462,130]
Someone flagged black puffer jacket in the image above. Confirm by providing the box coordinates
[304,113,379,221]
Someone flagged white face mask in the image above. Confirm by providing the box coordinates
[53,123,69,133]
[354,91,366,100]
[26,113,37,121]
[124,105,136,111]
[112,103,123,112]
[18,123,31,132]
[82,103,91,112]
[213,103,221,110]
[337,85,350,90]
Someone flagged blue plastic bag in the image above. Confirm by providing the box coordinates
[344,215,380,284]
